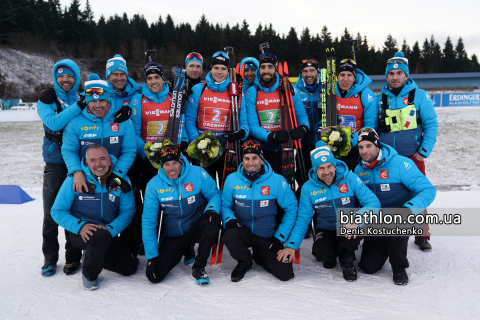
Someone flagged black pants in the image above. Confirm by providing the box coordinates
[42,163,82,265]
[358,236,410,274]
[125,156,159,255]
[263,150,282,175]
[204,153,225,188]
[294,143,314,198]
[147,217,219,283]
[312,229,361,265]
[339,145,360,172]
[223,228,294,281]
[68,229,138,281]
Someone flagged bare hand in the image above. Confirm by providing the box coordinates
[343,223,359,239]
[79,223,98,242]
[413,152,425,162]
[277,247,296,262]
[73,171,87,193]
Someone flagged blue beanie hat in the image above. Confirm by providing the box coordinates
[55,64,75,79]
[106,54,128,79]
[310,141,336,172]
[185,52,204,68]
[84,73,111,104]
[385,52,409,78]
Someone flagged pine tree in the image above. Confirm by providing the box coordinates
[410,41,421,74]
[442,36,455,72]
[455,37,469,72]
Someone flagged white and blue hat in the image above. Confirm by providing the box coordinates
[310,141,336,172]
[85,73,111,104]
[106,54,128,79]
[385,52,409,77]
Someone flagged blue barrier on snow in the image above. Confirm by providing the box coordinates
[0,185,34,204]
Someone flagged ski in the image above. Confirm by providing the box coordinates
[165,66,181,141]
[330,48,337,126]
[321,63,327,127]
[171,68,186,146]
[325,49,332,127]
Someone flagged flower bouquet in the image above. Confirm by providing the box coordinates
[187,131,224,167]
[319,126,352,158]
[144,138,175,169]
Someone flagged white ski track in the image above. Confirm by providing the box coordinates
[0,108,479,319]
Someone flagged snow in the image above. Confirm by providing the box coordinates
[1,108,480,319]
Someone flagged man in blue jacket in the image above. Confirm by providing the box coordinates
[51,145,138,290]
[291,141,380,281]
[221,140,301,282]
[37,59,84,277]
[105,54,139,122]
[185,51,249,184]
[377,52,438,251]
[334,59,378,171]
[354,128,436,285]
[245,52,310,175]
[142,145,221,285]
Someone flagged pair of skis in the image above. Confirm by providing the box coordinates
[211,64,242,266]
[321,48,337,127]
[278,61,307,264]
[165,65,187,145]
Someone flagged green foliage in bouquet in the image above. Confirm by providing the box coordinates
[143,138,175,169]
[187,131,224,167]
[320,126,352,158]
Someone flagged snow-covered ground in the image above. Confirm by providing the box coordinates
[1,108,480,319]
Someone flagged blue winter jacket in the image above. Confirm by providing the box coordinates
[298,160,380,232]
[245,73,310,151]
[376,78,438,158]
[142,155,221,260]
[61,101,136,178]
[354,143,436,215]
[37,59,83,165]
[185,72,249,147]
[130,83,188,159]
[221,161,303,249]
[334,69,378,147]
[294,73,322,146]
[51,156,135,237]
[106,75,139,112]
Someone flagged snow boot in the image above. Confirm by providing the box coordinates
[137,243,145,256]
[192,266,210,285]
[323,260,336,269]
[41,264,56,277]
[184,245,196,265]
[414,238,432,252]
[341,263,357,282]
[231,262,253,282]
[63,261,81,275]
[82,274,99,290]
[393,269,409,286]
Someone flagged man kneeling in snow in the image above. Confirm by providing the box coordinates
[51,145,138,290]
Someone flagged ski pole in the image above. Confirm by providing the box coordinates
[157,210,164,243]
[349,39,358,61]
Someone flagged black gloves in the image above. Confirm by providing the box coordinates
[267,130,289,144]
[290,125,309,140]
[39,88,57,104]
[203,210,219,225]
[225,219,240,229]
[146,256,161,283]
[106,173,132,193]
[77,95,87,111]
[224,129,246,142]
[180,141,189,153]
[268,237,284,254]
[113,105,132,123]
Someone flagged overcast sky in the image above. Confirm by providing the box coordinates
[60,0,480,58]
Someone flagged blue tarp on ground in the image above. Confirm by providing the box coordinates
[0,185,34,204]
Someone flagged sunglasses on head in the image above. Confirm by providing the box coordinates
[57,65,71,71]
[302,58,318,65]
[186,52,203,61]
[85,88,104,96]
[160,145,179,154]
[213,51,229,59]
[358,127,379,136]
[340,58,356,65]
[242,140,261,148]
[387,58,408,65]
[260,52,277,59]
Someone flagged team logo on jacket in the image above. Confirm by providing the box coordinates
[187,196,196,204]
[260,200,269,207]
[381,184,390,191]
[184,182,194,193]
[338,184,349,193]
[123,100,129,105]
[380,170,389,179]
[404,162,412,171]
[341,197,350,205]
[403,97,409,105]
[110,123,119,132]
[109,194,115,202]
[261,186,270,195]
[110,136,119,144]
